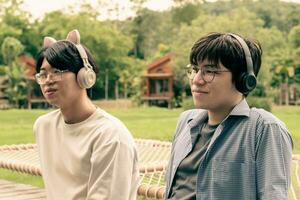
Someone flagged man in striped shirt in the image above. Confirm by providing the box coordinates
[165,32,293,200]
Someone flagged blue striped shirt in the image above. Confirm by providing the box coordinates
[165,99,293,200]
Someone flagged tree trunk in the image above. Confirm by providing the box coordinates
[105,69,108,100]
[284,81,289,106]
[124,82,128,99]
[285,85,289,105]
[115,80,119,99]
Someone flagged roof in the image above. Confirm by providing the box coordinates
[17,55,36,80]
[147,53,176,71]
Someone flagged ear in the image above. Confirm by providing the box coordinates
[66,29,80,44]
[43,37,57,48]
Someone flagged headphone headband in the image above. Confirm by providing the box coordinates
[228,33,257,94]
[65,29,96,89]
[228,33,254,76]
[74,44,93,69]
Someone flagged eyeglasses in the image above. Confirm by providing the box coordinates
[35,69,69,85]
[186,64,230,83]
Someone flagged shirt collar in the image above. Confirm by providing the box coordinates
[188,109,208,128]
[228,98,250,117]
[187,98,250,128]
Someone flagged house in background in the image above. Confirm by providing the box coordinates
[142,53,175,108]
[0,75,9,109]
[17,55,36,80]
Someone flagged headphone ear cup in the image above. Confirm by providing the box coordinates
[77,67,96,89]
[236,72,257,94]
[244,73,257,93]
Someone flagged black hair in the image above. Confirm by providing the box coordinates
[36,40,98,74]
[189,32,262,85]
[36,40,98,97]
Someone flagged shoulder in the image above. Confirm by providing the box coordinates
[172,109,205,139]
[249,107,287,128]
[33,109,61,130]
[93,108,135,147]
[95,108,129,133]
[176,109,206,129]
[178,109,204,123]
[249,108,292,145]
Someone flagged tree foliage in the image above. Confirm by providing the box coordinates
[1,36,27,107]
[0,0,299,105]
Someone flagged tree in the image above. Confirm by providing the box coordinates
[126,8,178,60]
[1,37,23,66]
[288,25,300,48]
[171,3,200,25]
[0,0,37,62]
[1,37,27,107]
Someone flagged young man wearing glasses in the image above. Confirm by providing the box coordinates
[33,30,139,200]
[164,32,293,200]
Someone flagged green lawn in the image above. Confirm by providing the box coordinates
[272,106,300,154]
[0,107,182,145]
[0,107,182,188]
[0,105,299,193]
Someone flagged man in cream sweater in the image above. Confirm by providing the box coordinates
[33,30,139,200]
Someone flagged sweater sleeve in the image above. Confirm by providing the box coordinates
[86,133,139,200]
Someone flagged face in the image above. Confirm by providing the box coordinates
[38,58,82,108]
[189,59,242,112]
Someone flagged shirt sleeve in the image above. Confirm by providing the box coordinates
[255,122,293,200]
[165,110,193,198]
[86,135,139,200]
[165,112,186,180]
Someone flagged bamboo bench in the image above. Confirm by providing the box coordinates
[1,140,300,199]
[0,179,45,200]
[0,139,170,199]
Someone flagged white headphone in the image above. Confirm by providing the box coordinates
[74,43,96,89]
[66,30,96,89]
[44,29,96,89]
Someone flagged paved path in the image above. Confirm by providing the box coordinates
[0,179,45,200]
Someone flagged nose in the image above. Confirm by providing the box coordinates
[192,69,206,85]
[44,73,54,84]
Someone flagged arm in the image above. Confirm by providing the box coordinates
[86,136,139,200]
[255,122,293,200]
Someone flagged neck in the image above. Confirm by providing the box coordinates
[60,97,96,124]
[207,97,243,125]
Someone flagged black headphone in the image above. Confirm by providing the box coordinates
[229,33,257,94]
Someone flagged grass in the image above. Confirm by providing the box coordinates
[0,105,299,196]
[108,107,182,141]
[0,106,182,189]
[0,107,182,145]
[272,106,300,153]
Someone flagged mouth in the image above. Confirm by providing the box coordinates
[192,90,208,94]
[44,88,57,96]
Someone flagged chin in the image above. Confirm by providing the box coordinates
[45,99,59,107]
[193,100,205,109]
[195,105,206,109]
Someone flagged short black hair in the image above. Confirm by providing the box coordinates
[189,32,262,84]
[36,40,98,74]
